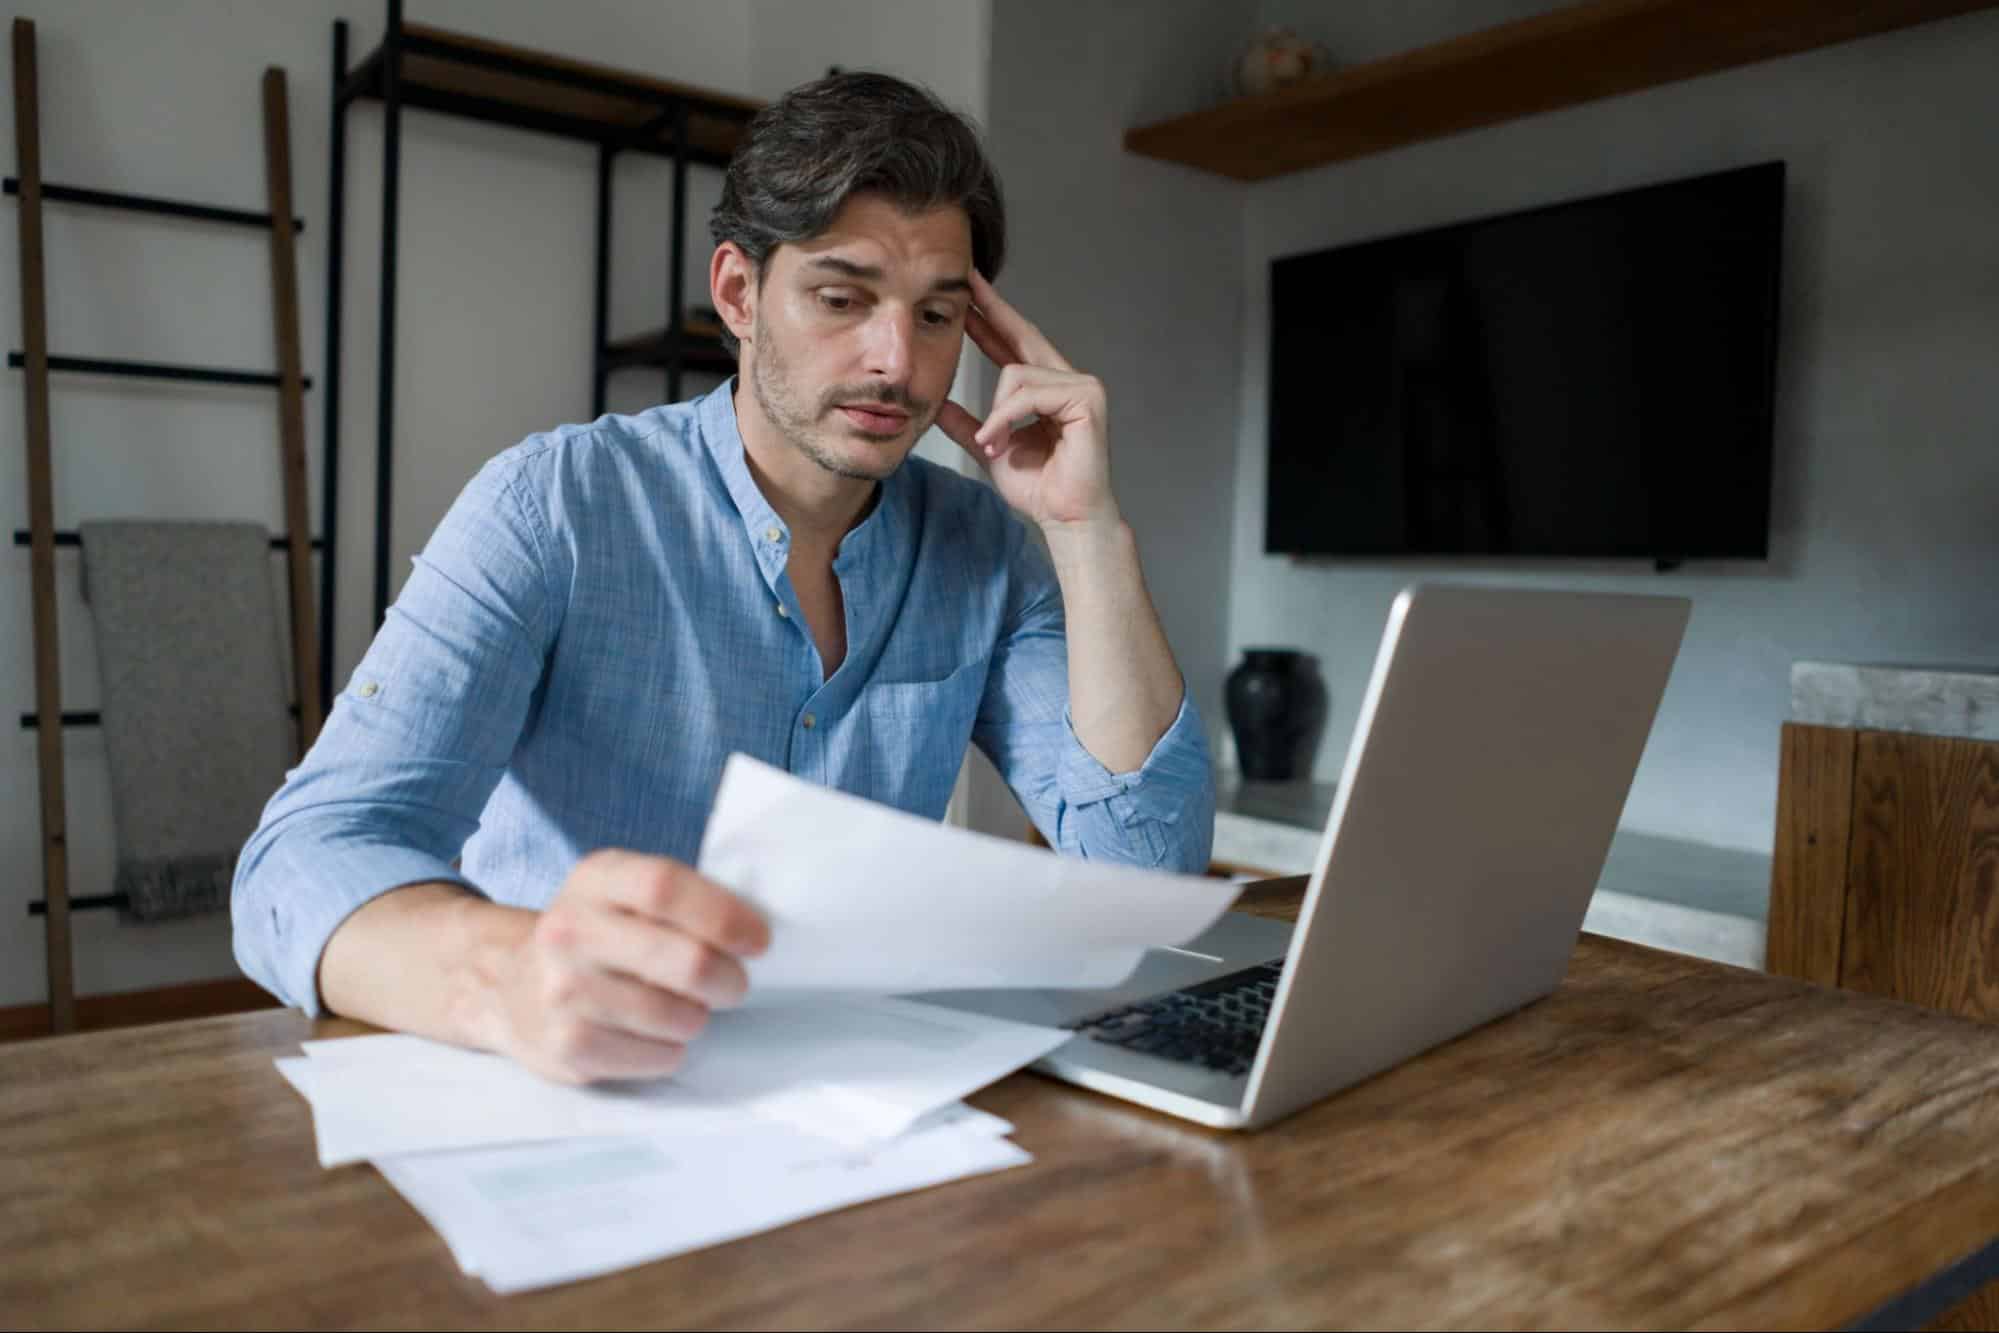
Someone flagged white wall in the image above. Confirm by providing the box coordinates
[1226,7,1999,855]
[975,0,1253,838]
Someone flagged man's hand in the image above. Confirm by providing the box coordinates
[935,270,1119,533]
[494,850,770,1084]
[929,270,1188,777]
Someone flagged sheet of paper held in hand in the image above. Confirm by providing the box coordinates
[697,753,1242,1000]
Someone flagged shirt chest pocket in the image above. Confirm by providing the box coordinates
[849,659,989,821]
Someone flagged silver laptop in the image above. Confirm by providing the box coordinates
[920,583,1690,1130]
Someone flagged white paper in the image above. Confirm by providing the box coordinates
[670,995,1070,1143]
[698,753,1240,997]
[375,1112,1029,1293]
[281,997,1065,1165]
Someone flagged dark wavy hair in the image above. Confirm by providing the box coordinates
[709,71,1006,354]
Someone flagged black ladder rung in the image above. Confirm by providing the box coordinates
[4,177,303,231]
[8,352,313,390]
[20,702,303,730]
[15,531,324,551]
[21,710,100,728]
[28,893,126,917]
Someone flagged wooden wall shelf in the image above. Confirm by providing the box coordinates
[347,21,759,163]
[1124,0,1999,182]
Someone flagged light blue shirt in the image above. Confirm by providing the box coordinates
[233,380,1215,1014]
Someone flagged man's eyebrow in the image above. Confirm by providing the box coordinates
[803,256,971,296]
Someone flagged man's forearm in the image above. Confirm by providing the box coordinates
[316,883,534,1052]
[1041,516,1185,774]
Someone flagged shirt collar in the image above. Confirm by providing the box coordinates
[695,377,912,584]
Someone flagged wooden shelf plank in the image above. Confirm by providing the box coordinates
[354,22,760,158]
[1125,0,1999,182]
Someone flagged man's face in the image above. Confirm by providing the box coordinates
[743,193,973,482]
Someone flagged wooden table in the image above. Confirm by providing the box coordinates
[9,879,1999,1330]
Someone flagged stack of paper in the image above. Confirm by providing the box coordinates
[280,999,1060,1292]
[278,755,1241,1292]
[374,1104,1026,1293]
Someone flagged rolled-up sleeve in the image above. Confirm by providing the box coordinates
[972,531,1216,874]
[231,453,562,1014]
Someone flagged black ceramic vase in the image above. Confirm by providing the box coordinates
[1225,648,1318,782]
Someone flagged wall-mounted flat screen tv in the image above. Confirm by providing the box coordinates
[1265,161,1783,562]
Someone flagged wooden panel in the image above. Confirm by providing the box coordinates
[1124,0,1999,181]
[1840,729,1999,1019]
[0,977,278,1045]
[1767,721,1857,983]
[10,915,1999,1327]
[10,18,72,1036]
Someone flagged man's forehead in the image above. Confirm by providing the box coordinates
[782,195,972,278]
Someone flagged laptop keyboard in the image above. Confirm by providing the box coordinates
[1066,960,1283,1078]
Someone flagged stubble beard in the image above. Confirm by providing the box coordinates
[747,312,931,483]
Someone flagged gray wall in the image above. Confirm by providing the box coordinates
[970,0,1252,837]
[1227,6,1999,854]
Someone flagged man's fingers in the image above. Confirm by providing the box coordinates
[540,902,751,1008]
[934,400,989,464]
[553,965,711,1045]
[538,1018,688,1084]
[970,270,1072,371]
[964,306,1018,371]
[974,373,1097,454]
[579,851,769,958]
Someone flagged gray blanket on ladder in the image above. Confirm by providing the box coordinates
[79,520,293,922]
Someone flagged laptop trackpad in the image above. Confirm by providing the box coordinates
[909,909,1293,1028]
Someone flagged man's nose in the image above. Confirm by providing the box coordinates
[862,307,915,384]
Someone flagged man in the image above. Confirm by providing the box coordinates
[232,71,1213,1085]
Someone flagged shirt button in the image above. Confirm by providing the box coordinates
[801,713,816,730]
[357,681,379,698]
[775,601,789,618]
[765,526,783,543]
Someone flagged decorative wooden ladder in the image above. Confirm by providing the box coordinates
[8,17,323,1034]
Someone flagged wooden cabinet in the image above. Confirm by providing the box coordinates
[1769,720,1999,1017]
[1767,714,1999,1333]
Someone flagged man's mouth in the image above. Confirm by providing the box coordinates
[836,404,910,435]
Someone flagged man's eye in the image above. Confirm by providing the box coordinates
[819,292,855,312]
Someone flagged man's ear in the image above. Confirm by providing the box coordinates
[710,241,759,347]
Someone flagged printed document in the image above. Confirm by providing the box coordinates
[698,753,1239,997]
[375,1105,1026,1293]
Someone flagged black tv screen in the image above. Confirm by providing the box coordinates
[1266,162,1783,561]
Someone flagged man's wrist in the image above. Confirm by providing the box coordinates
[443,892,537,1056]
[1038,510,1131,575]
[319,880,535,1053]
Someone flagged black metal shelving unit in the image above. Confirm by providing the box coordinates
[328,1,758,629]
